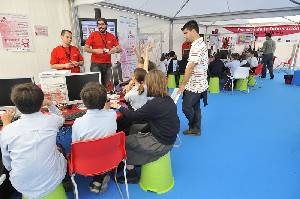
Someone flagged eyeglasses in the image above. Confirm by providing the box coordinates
[97,23,106,25]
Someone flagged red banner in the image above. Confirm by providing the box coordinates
[224,25,300,37]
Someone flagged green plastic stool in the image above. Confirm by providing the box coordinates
[22,183,67,199]
[139,152,174,194]
[179,75,184,85]
[235,79,248,91]
[248,75,256,86]
[209,77,220,93]
[167,75,176,88]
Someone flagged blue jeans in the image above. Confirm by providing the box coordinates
[262,53,274,78]
[182,90,201,130]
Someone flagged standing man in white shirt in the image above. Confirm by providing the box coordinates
[178,20,208,136]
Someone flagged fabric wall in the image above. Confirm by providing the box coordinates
[0,0,72,80]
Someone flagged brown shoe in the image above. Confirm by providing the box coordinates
[183,129,201,136]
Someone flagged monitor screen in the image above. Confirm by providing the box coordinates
[66,73,101,102]
[0,78,33,106]
[219,49,230,59]
[79,18,118,46]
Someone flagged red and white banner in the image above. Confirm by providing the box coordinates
[224,25,300,37]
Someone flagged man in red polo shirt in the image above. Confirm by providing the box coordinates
[50,30,84,73]
[84,18,121,86]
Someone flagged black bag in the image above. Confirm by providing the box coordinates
[284,75,293,85]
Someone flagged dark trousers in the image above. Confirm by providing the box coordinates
[182,90,201,130]
[262,53,274,78]
[90,63,112,86]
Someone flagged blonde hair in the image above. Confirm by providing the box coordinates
[145,69,168,97]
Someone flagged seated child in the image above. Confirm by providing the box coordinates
[124,68,148,111]
[0,83,67,198]
[72,82,117,194]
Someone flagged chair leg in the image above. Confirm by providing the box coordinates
[173,134,182,148]
[71,174,79,199]
[123,160,130,199]
[115,169,125,199]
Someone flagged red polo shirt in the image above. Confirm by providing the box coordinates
[85,31,119,64]
[50,45,83,73]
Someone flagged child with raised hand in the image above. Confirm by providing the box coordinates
[124,68,148,110]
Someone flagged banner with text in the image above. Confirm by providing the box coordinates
[119,16,137,81]
[0,13,33,51]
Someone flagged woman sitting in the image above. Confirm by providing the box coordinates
[111,70,180,183]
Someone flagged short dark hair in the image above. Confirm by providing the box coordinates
[168,51,176,57]
[265,32,272,37]
[80,82,107,109]
[214,53,221,60]
[181,20,199,33]
[97,18,107,25]
[61,29,72,36]
[11,83,44,114]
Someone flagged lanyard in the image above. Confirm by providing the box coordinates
[62,46,71,60]
[99,32,107,48]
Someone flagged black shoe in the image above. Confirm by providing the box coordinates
[117,169,139,184]
[260,76,266,79]
[270,76,274,80]
[63,179,74,192]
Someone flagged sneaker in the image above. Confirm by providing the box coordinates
[89,175,110,194]
[117,169,139,184]
[183,129,201,136]
[270,76,274,80]
[99,175,110,193]
[89,181,101,194]
[63,179,74,192]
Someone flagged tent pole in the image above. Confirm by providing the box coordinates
[169,19,174,51]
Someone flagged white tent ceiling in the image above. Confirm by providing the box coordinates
[74,0,300,22]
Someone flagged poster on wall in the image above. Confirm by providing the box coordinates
[0,13,33,51]
[34,25,48,36]
[119,16,137,81]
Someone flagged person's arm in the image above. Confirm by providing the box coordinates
[51,63,74,70]
[272,41,276,53]
[43,100,64,127]
[1,109,15,127]
[108,45,122,54]
[261,41,266,53]
[178,62,197,93]
[83,44,104,54]
[0,144,12,171]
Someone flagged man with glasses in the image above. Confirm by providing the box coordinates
[84,18,121,86]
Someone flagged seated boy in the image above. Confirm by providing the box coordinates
[0,83,67,198]
[72,82,117,193]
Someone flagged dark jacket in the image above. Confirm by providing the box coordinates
[119,96,180,145]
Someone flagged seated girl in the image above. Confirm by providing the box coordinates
[111,70,180,183]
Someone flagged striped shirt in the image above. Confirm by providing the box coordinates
[185,38,208,93]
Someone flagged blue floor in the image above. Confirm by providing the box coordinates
[14,71,300,199]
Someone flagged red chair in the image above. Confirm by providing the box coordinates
[254,63,263,88]
[68,131,129,199]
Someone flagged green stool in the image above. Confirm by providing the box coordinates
[235,79,248,91]
[167,75,176,88]
[22,183,67,199]
[139,152,174,194]
[248,75,256,86]
[209,77,220,93]
[179,75,184,85]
